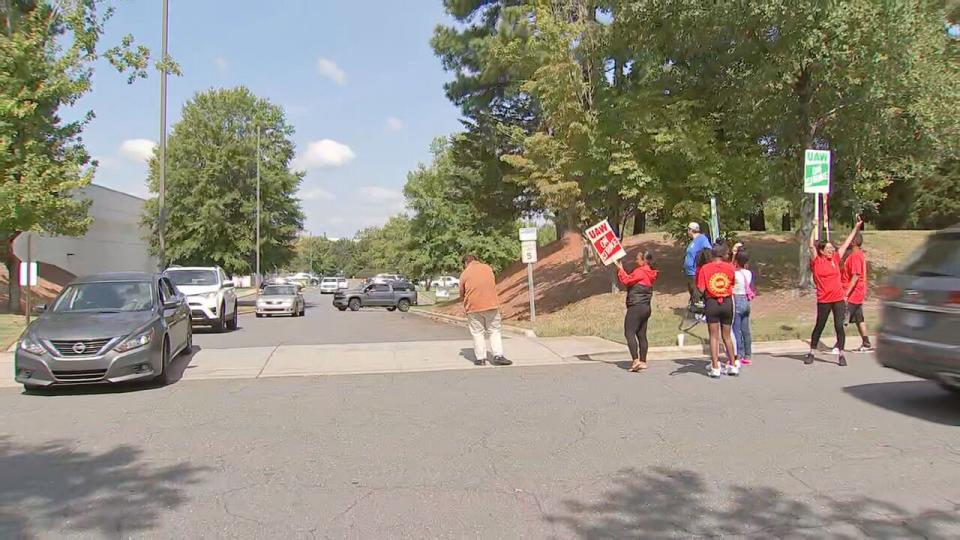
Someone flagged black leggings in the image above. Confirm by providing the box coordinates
[811,301,846,351]
[625,304,652,360]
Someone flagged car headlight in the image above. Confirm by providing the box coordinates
[19,335,45,355]
[114,328,155,353]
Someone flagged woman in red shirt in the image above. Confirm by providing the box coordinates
[806,216,864,366]
[615,251,659,372]
[697,244,738,378]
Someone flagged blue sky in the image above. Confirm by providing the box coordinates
[75,0,462,238]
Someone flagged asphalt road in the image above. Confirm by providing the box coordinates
[194,288,465,349]
[2,353,959,538]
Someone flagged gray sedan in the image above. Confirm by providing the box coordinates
[255,285,306,317]
[14,272,192,391]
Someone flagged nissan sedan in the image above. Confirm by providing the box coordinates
[14,272,192,391]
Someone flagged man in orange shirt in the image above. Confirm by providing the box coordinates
[459,255,511,366]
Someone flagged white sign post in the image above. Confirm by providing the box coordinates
[518,228,539,322]
[804,150,831,241]
[18,262,38,288]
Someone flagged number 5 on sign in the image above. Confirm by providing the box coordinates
[804,150,831,194]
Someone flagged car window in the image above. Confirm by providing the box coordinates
[220,269,229,284]
[53,281,154,313]
[373,284,390,292]
[901,233,960,278]
[159,278,177,303]
[166,269,218,286]
[263,285,298,295]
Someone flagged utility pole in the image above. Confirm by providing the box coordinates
[158,0,169,269]
[256,125,261,286]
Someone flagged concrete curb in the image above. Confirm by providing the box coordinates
[409,308,537,338]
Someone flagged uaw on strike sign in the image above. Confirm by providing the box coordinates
[586,219,626,266]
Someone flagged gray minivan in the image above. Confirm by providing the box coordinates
[876,224,960,393]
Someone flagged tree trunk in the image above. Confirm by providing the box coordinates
[749,208,766,231]
[4,232,22,313]
[633,211,646,234]
[798,195,815,291]
[781,211,792,231]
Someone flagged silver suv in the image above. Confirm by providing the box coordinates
[877,224,960,394]
[164,266,238,332]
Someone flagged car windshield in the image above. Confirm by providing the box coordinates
[53,281,154,313]
[263,286,297,296]
[322,278,337,283]
[901,233,960,278]
[166,269,218,286]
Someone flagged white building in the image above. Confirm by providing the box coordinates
[13,184,157,284]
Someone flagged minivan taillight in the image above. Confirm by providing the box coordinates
[879,285,901,301]
[945,291,960,308]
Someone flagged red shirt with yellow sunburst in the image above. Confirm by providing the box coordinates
[696,261,736,303]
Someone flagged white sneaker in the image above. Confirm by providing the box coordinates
[727,361,740,377]
[828,348,841,355]
[707,365,722,378]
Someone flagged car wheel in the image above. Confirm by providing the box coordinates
[213,304,226,333]
[940,384,960,397]
[256,313,263,318]
[181,325,193,356]
[155,338,173,386]
[387,307,397,312]
[397,299,411,313]
[337,307,347,312]
[300,305,306,316]
[227,302,239,330]
[348,298,361,311]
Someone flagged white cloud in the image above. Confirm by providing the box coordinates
[118,139,157,163]
[214,56,229,73]
[316,57,346,85]
[299,187,335,201]
[385,117,403,132]
[359,186,403,201]
[294,139,356,170]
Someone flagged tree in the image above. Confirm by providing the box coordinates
[405,138,518,278]
[0,0,155,311]
[141,87,304,275]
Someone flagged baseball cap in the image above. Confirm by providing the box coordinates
[687,222,701,232]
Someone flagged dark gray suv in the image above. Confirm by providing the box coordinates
[14,272,192,391]
[877,225,960,393]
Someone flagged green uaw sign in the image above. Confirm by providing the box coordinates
[803,150,831,194]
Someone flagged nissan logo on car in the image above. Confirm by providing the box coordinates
[72,342,87,355]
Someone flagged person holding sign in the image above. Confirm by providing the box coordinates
[697,244,738,378]
[806,216,865,366]
[615,250,659,373]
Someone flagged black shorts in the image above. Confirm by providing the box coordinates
[704,296,734,325]
[848,303,865,324]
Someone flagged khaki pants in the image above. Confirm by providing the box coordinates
[467,309,504,361]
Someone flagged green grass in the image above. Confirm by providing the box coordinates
[0,313,26,351]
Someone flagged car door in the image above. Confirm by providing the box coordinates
[368,283,392,306]
[220,269,236,315]
[158,278,184,348]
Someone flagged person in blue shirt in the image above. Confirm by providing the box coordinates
[684,222,713,304]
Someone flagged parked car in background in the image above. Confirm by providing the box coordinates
[334,281,417,312]
[430,275,460,289]
[14,272,192,390]
[165,266,238,333]
[370,273,404,284]
[256,284,306,317]
[320,277,340,294]
[337,277,349,290]
[877,224,960,394]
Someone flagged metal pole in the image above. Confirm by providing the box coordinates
[158,0,169,269]
[256,125,261,286]
[527,262,536,322]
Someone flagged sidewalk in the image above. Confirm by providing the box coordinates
[0,335,819,389]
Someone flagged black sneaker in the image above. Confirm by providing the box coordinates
[838,355,848,367]
[474,357,487,366]
[491,356,513,366]
[804,353,815,365]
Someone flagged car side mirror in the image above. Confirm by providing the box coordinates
[33,304,46,313]
[223,281,234,288]
[163,298,181,310]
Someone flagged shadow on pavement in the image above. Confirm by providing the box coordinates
[0,436,210,538]
[843,381,960,426]
[20,346,201,396]
[771,353,840,366]
[669,358,709,376]
[544,466,960,538]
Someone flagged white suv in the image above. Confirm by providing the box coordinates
[165,266,238,332]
